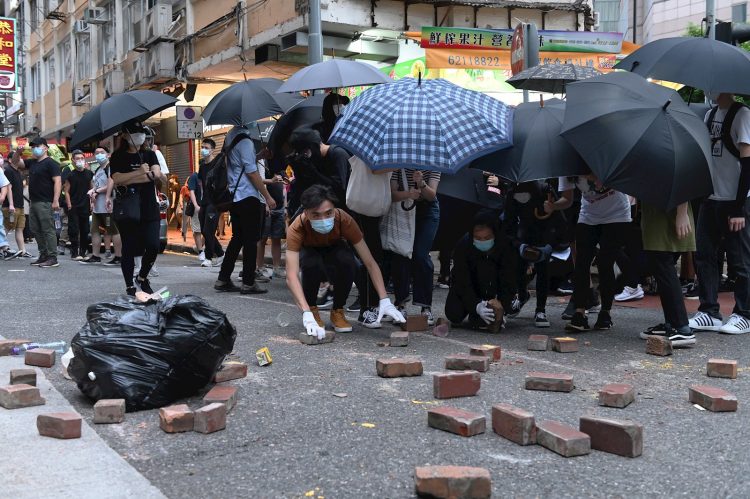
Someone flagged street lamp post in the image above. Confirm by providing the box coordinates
[308,0,324,65]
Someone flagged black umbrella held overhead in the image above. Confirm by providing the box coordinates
[614,36,750,95]
[266,94,326,174]
[506,64,602,94]
[437,168,505,211]
[276,59,391,93]
[472,98,588,183]
[203,78,302,127]
[560,71,714,211]
[70,90,177,148]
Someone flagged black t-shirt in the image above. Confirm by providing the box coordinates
[66,169,94,209]
[265,166,284,207]
[2,165,24,208]
[110,149,160,222]
[27,157,61,203]
[198,158,214,207]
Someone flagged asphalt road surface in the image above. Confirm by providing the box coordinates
[2,249,748,498]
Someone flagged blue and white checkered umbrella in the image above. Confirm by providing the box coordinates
[329,78,513,174]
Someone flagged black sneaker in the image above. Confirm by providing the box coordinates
[214,280,240,292]
[507,293,529,318]
[317,290,334,310]
[70,249,78,260]
[346,297,361,313]
[240,283,268,295]
[135,276,154,294]
[39,257,60,268]
[640,323,667,340]
[556,279,574,295]
[126,286,137,297]
[565,312,590,332]
[561,298,576,320]
[535,311,550,328]
[594,310,613,330]
[646,324,696,347]
[81,255,102,264]
[104,257,121,266]
[436,276,450,289]
[3,249,22,260]
[683,281,699,300]
[30,257,45,266]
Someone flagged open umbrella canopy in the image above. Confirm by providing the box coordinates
[264,94,326,174]
[276,59,391,93]
[560,71,714,211]
[472,98,588,183]
[614,36,750,95]
[203,78,302,126]
[329,78,513,174]
[70,90,177,148]
[506,64,602,94]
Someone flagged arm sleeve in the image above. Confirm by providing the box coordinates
[558,176,574,192]
[732,108,750,216]
[236,139,258,175]
[286,218,304,252]
[341,211,364,245]
[187,174,198,191]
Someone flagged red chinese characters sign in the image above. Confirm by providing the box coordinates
[0,17,17,93]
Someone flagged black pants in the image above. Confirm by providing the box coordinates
[573,222,629,312]
[118,218,160,287]
[67,205,91,255]
[445,288,477,324]
[647,251,689,328]
[301,243,356,310]
[199,204,224,260]
[219,196,263,286]
[696,198,750,319]
[352,212,383,312]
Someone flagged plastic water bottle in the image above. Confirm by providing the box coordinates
[8,211,14,224]
[53,211,62,230]
[11,341,67,355]
[276,312,290,327]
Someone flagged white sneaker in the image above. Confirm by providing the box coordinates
[213,255,224,267]
[272,267,287,278]
[198,251,206,262]
[688,311,723,331]
[718,313,750,335]
[201,259,213,267]
[614,285,644,302]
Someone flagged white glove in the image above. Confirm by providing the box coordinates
[303,311,326,340]
[475,300,495,324]
[377,298,405,324]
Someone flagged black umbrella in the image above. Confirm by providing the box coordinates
[266,94,325,172]
[506,64,602,94]
[472,98,588,183]
[70,90,177,148]
[437,168,505,211]
[614,36,750,95]
[560,71,713,211]
[203,78,302,126]
[276,60,391,93]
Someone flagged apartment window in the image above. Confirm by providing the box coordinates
[30,62,41,100]
[30,0,39,30]
[45,0,62,15]
[75,34,91,81]
[733,3,747,22]
[43,52,55,92]
[99,2,116,66]
[59,39,72,83]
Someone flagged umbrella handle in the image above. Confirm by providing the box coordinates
[401,199,417,211]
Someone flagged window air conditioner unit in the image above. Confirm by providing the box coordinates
[130,55,147,88]
[104,69,125,95]
[72,81,91,106]
[143,4,173,46]
[133,21,147,50]
[73,20,89,34]
[145,43,175,79]
[83,7,108,25]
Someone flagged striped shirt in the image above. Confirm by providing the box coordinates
[395,169,442,190]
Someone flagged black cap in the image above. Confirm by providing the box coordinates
[71,149,84,156]
[29,136,48,147]
[122,122,146,134]
[289,126,322,151]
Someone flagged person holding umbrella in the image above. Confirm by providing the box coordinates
[106,123,166,295]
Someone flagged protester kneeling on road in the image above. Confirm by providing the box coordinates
[285,185,405,337]
[445,210,517,330]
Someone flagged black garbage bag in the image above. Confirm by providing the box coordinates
[69,295,237,412]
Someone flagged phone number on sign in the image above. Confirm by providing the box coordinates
[447,55,503,67]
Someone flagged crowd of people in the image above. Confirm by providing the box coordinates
[2,90,749,346]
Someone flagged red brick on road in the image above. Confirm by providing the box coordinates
[525,372,574,392]
[389,331,409,347]
[552,337,579,353]
[37,412,82,439]
[646,336,672,356]
[536,420,591,457]
[414,465,491,499]
[194,403,227,434]
[427,406,486,437]
[0,339,32,356]
[689,385,738,412]
[707,359,738,379]
[203,385,238,412]
[445,354,490,372]
[376,358,424,378]
[469,344,501,361]
[400,315,429,332]
[10,368,37,386]
[527,335,550,351]
[159,404,194,433]
[0,384,45,409]
[93,399,126,424]
[579,416,644,458]
[599,383,636,408]
[433,371,481,399]
[492,403,537,445]
[213,362,248,383]
[299,331,336,345]
[25,348,56,368]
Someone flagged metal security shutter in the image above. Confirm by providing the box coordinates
[164,141,192,184]
[206,131,226,152]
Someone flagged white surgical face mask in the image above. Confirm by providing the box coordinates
[75,160,86,169]
[513,192,532,204]
[128,133,146,147]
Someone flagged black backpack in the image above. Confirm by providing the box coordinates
[707,101,749,159]
[204,131,253,213]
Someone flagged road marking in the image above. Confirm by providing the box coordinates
[239,295,299,309]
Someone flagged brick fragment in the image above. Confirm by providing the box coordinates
[298,331,336,345]
[445,354,489,373]
[400,315,429,332]
[433,371,481,399]
[707,359,738,379]
[414,466,491,499]
[194,403,227,434]
[93,399,126,424]
[579,416,643,458]
[389,331,409,347]
[376,358,423,378]
[0,339,32,356]
[598,383,635,408]
[689,385,738,412]
[525,372,574,392]
[159,404,194,433]
[37,412,82,439]
[536,420,591,457]
[25,348,56,368]
[427,406,486,437]
[0,384,45,409]
[212,362,248,383]
[10,368,37,386]
[203,385,238,412]
[492,403,537,445]
[487,299,504,334]
[527,335,549,351]
[551,337,579,353]
[646,336,672,356]
[469,344,501,362]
